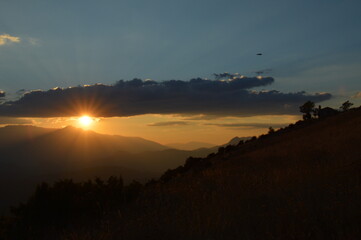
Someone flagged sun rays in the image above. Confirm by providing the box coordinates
[78,116,93,128]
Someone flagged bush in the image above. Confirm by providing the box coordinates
[7,176,140,238]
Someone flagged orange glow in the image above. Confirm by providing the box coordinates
[27,114,301,145]
[78,116,93,127]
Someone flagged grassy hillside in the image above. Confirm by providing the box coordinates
[128,107,361,240]
[1,107,361,239]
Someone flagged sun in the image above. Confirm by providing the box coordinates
[78,116,93,127]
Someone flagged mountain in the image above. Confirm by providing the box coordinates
[4,107,360,239]
[166,136,250,153]
[0,125,168,154]
[221,136,251,146]
[0,125,169,172]
[0,125,54,148]
[0,125,168,213]
[0,125,218,213]
[166,141,216,150]
[0,125,219,176]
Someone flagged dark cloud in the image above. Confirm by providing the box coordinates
[0,75,332,117]
[213,72,235,80]
[147,121,191,127]
[0,117,32,125]
[0,91,5,98]
[205,122,289,129]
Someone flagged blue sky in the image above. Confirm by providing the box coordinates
[1,0,360,95]
[0,0,360,143]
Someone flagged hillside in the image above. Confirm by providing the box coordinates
[131,108,361,239]
[2,107,361,239]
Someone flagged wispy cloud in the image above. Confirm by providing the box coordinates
[0,117,32,125]
[180,114,222,120]
[147,121,191,127]
[204,122,289,129]
[0,34,20,46]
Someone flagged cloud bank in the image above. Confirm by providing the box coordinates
[0,34,20,46]
[0,117,32,125]
[147,121,191,127]
[204,122,290,129]
[0,75,332,117]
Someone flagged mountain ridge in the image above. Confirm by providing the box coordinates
[0,124,221,213]
[166,141,216,150]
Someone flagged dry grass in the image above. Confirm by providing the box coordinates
[118,109,361,239]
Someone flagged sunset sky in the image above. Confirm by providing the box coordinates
[0,0,360,144]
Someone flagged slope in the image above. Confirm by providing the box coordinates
[120,107,361,239]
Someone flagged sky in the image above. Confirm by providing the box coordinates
[0,0,360,144]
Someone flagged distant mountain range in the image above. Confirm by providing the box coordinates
[0,125,241,213]
[166,141,216,150]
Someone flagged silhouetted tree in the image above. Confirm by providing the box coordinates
[8,176,135,238]
[313,105,322,118]
[124,181,143,203]
[340,100,353,111]
[218,147,225,154]
[237,140,244,146]
[299,101,315,120]
[268,127,275,134]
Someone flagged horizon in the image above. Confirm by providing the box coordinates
[0,122,248,146]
